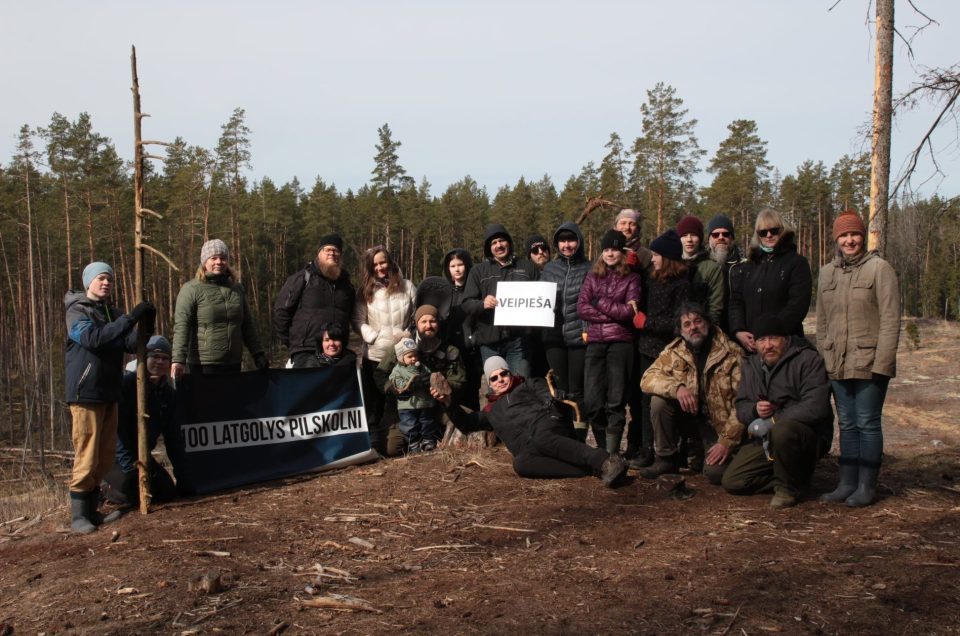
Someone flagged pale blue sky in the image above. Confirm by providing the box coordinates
[2,1,958,197]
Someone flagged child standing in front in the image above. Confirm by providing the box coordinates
[388,338,439,453]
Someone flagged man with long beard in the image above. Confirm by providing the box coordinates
[705,214,745,335]
[274,233,356,367]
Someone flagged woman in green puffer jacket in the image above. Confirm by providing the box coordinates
[172,239,268,377]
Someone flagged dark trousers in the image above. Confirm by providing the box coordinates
[512,415,609,479]
[361,358,389,454]
[101,458,177,507]
[650,395,728,484]
[722,419,821,496]
[626,352,656,453]
[584,342,633,438]
[290,350,319,368]
[188,363,241,375]
[459,348,484,412]
[544,345,586,407]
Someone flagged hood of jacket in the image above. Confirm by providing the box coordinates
[64,290,90,311]
[552,221,586,263]
[749,229,798,262]
[483,224,514,259]
[443,248,474,283]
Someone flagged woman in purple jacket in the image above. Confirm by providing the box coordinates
[578,230,642,454]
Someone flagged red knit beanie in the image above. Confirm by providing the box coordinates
[833,211,866,241]
[676,215,704,241]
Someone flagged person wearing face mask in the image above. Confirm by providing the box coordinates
[101,335,187,509]
[816,211,900,507]
[439,357,628,486]
[540,222,591,436]
[728,208,812,353]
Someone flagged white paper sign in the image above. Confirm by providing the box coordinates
[493,281,558,327]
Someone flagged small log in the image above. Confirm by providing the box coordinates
[300,594,381,613]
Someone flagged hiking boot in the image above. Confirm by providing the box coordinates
[600,454,628,488]
[406,442,422,455]
[70,493,96,535]
[639,455,680,479]
[627,448,654,470]
[421,439,437,452]
[770,489,797,509]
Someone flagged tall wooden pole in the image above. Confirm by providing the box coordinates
[869,0,894,253]
[131,46,151,514]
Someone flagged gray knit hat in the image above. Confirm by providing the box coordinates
[200,239,229,264]
[616,209,640,223]
[394,338,418,360]
[483,356,510,378]
[82,262,114,289]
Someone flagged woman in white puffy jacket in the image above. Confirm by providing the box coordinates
[353,246,417,453]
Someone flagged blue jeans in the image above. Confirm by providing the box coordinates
[397,408,439,447]
[831,376,890,468]
[480,336,530,379]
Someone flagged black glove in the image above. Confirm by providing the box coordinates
[254,352,270,370]
[409,373,431,392]
[128,301,155,324]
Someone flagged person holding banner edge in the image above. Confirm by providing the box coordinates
[440,356,628,485]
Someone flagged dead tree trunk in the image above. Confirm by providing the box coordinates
[869,0,894,254]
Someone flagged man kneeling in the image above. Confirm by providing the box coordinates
[440,356,628,486]
[639,301,744,483]
[722,315,833,508]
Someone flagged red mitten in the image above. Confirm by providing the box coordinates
[625,250,639,268]
[632,311,647,330]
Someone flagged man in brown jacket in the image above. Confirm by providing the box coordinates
[639,301,744,484]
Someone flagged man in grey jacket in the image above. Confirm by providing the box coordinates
[722,314,833,509]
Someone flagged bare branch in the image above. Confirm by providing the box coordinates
[139,140,173,147]
[141,243,180,272]
[143,153,166,161]
[139,207,163,220]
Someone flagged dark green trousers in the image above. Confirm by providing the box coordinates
[722,419,820,496]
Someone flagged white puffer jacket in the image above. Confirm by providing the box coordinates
[353,279,417,362]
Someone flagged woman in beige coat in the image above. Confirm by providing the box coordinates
[816,211,900,507]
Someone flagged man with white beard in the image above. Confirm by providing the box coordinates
[705,214,745,335]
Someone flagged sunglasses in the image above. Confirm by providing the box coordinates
[488,371,511,383]
[756,227,782,238]
[710,230,731,239]
[530,246,550,255]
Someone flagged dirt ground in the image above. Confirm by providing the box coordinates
[2,319,959,635]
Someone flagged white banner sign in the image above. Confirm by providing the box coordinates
[493,281,557,327]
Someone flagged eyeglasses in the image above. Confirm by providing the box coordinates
[530,246,549,255]
[710,230,731,239]
[488,371,511,383]
[756,227,782,238]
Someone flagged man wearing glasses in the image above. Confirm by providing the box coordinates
[525,234,551,272]
[274,233,356,368]
[439,356,628,486]
[705,214,745,334]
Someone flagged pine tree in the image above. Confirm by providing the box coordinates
[703,119,771,232]
[215,108,252,275]
[598,132,628,202]
[630,83,705,235]
[371,123,412,194]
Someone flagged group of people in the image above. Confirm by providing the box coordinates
[64,205,900,533]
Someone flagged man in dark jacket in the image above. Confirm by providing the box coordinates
[441,356,627,485]
[101,335,186,508]
[722,315,833,508]
[461,224,539,378]
[274,233,356,367]
[705,214,745,335]
[525,234,551,271]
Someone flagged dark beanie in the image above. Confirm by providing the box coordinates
[676,215,704,241]
[649,229,683,262]
[753,314,789,339]
[832,211,866,241]
[318,233,343,251]
[706,214,735,236]
[524,234,549,255]
[600,229,627,251]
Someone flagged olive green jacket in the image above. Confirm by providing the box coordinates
[173,273,264,366]
[816,251,900,380]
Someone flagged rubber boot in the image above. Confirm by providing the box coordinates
[821,460,858,503]
[639,454,680,479]
[70,492,96,534]
[845,464,880,507]
[627,446,654,470]
[605,430,623,456]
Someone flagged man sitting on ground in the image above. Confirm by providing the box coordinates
[440,356,628,486]
[722,315,833,508]
[639,301,743,484]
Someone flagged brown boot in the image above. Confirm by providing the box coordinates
[639,455,680,479]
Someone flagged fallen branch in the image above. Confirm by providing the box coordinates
[162,536,240,543]
[412,543,477,552]
[191,599,242,626]
[720,602,744,636]
[299,594,381,613]
[471,523,536,533]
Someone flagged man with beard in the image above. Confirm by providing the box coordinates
[615,208,653,274]
[705,214,745,334]
[274,233,356,368]
[722,314,833,508]
[638,301,744,484]
[525,234,551,272]
[374,304,466,456]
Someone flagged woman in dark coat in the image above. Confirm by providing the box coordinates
[628,229,690,469]
[443,248,481,411]
[728,208,812,353]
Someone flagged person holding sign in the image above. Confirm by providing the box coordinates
[440,356,628,486]
[577,230,642,454]
[461,224,538,378]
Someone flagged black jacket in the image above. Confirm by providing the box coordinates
[274,261,355,355]
[728,231,812,339]
[636,275,689,359]
[64,292,138,404]
[443,248,476,352]
[115,372,183,476]
[461,224,539,346]
[540,222,589,348]
[736,337,833,453]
